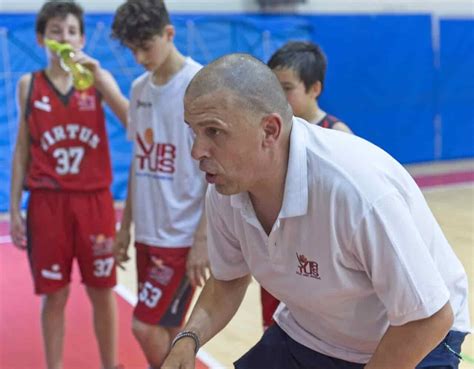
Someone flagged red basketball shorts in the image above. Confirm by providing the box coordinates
[133,242,195,326]
[27,189,117,294]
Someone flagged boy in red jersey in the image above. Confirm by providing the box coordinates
[9,2,128,369]
[259,41,353,329]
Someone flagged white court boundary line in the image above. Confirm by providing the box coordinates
[113,284,226,369]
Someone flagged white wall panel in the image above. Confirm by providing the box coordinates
[0,0,472,16]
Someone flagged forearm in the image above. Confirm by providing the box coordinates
[366,302,453,369]
[94,69,129,126]
[182,274,251,346]
[119,166,133,230]
[10,145,29,216]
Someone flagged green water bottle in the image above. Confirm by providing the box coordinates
[44,39,94,90]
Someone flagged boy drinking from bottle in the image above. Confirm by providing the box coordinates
[9,2,128,368]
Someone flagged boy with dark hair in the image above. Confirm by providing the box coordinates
[260,40,352,329]
[9,1,128,368]
[111,1,208,367]
[268,40,352,132]
[35,0,85,35]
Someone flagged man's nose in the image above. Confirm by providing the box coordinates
[191,136,208,161]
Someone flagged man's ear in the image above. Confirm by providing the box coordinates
[309,80,322,99]
[261,113,283,148]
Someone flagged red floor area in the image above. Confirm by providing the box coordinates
[0,244,149,369]
[0,222,209,369]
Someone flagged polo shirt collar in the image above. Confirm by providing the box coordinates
[280,117,308,218]
[230,117,308,219]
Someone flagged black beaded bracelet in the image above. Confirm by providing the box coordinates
[171,330,200,354]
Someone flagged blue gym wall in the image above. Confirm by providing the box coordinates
[0,13,473,211]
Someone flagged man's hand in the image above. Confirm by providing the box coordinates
[186,237,209,288]
[161,338,196,369]
[114,226,131,270]
[10,211,26,249]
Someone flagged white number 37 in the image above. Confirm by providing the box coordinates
[53,146,84,175]
[93,257,115,278]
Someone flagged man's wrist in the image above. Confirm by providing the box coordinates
[172,330,200,354]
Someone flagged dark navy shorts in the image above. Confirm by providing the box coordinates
[234,324,468,369]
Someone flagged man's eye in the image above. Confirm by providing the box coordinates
[206,128,220,137]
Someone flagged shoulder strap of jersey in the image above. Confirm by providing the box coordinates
[318,114,340,129]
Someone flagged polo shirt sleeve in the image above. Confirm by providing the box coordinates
[206,188,250,281]
[350,191,450,326]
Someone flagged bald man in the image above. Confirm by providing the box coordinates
[162,54,470,369]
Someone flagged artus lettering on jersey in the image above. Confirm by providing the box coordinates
[40,124,100,151]
[135,128,176,174]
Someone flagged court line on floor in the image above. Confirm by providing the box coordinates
[114,283,226,369]
[0,235,11,244]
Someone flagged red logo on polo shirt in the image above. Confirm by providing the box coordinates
[296,253,321,279]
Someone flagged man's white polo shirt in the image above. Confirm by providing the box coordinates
[206,117,470,363]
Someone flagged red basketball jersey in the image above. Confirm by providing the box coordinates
[25,71,112,191]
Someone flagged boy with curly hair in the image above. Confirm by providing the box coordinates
[111,1,208,367]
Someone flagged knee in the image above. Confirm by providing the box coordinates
[42,287,69,312]
[86,286,114,306]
